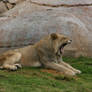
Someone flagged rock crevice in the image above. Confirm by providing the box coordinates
[30,1,92,7]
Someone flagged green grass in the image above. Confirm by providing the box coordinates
[0,56,92,92]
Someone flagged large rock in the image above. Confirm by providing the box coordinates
[0,0,92,57]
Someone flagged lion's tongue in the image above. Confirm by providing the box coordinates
[61,47,64,53]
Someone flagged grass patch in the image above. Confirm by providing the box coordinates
[0,56,92,92]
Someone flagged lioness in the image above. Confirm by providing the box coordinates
[0,33,81,76]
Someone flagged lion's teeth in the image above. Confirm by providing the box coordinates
[68,40,72,44]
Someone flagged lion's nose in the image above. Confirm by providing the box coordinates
[70,40,72,42]
[68,40,72,43]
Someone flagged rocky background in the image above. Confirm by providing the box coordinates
[0,0,92,57]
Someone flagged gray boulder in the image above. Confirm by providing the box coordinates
[0,0,92,57]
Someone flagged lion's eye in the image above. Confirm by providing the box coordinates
[62,37,66,40]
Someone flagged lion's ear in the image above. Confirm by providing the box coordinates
[51,33,58,40]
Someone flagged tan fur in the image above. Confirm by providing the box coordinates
[0,33,81,76]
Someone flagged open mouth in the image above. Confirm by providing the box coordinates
[59,40,72,54]
[56,40,72,55]
[59,43,67,54]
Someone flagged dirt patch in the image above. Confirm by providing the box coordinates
[41,69,79,81]
[41,69,63,75]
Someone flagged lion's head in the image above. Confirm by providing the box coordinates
[36,33,72,56]
[50,33,72,55]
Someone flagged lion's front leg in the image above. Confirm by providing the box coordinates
[59,61,81,74]
[42,61,76,76]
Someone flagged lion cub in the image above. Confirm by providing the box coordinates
[0,33,81,76]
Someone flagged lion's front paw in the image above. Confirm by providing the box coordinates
[64,70,76,76]
[75,70,82,74]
